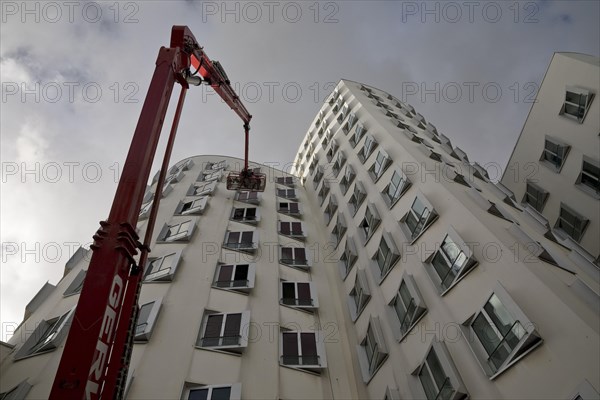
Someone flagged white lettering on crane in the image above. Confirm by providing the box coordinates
[85,274,124,399]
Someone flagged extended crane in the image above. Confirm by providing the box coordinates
[49,25,265,400]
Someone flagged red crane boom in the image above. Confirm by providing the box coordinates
[49,25,264,400]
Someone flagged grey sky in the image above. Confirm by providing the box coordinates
[1,0,599,340]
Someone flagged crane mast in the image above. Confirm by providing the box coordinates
[49,25,264,400]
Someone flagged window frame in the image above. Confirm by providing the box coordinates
[280,330,327,371]
[368,149,392,182]
[382,169,411,208]
[276,176,295,187]
[386,274,427,341]
[317,181,331,206]
[157,219,197,243]
[280,281,319,309]
[63,269,86,297]
[357,316,389,383]
[278,201,301,216]
[560,85,595,123]
[554,202,589,242]
[339,164,356,195]
[196,310,251,353]
[235,190,259,204]
[187,181,217,197]
[347,269,371,321]
[331,213,348,248]
[0,380,32,400]
[349,123,366,148]
[14,308,75,360]
[423,226,478,295]
[348,181,367,216]
[358,134,378,164]
[411,340,468,400]
[175,196,209,216]
[134,298,162,342]
[332,150,347,177]
[212,263,256,293]
[277,188,297,200]
[576,156,600,198]
[280,246,310,269]
[230,206,261,225]
[279,220,306,239]
[400,192,439,243]
[144,250,183,282]
[223,230,259,252]
[539,136,570,172]
[460,283,543,379]
[324,194,338,225]
[358,202,382,245]
[182,383,242,400]
[370,231,401,283]
[338,236,358,279]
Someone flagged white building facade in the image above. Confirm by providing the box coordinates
[1,70,599,399]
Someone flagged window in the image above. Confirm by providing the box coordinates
[280,246,309,268]
[135,299,162,342]
[358,134,378,163]
[388,274,427,340]
[213,263,256,292]
[461,283,542,378]
[14,308,75,360]
[278,202,301,216]
[207,160,228,171]
[157,220,196,242]
[339,164,356,194]
[372,232,401,282]
[317,181,330,206]
[144,251,182,282]
[331,213,347,247]
[201,170,222,183]
[424,227,478,294]
[348,269,371,321]
[223,231,258,252]
[342,112,357,134]
[165,168,185,184]
[187,181,217,197]
[183,383,241,400]
[382,169,411,207]
[400,193,438,242]
[276,176,295,187]
[277,188,297,200]
[139,200,152,220]
[554,203,589,242]
[0,381,32,400]
[279,221,305,238]
[358,203,381,244]
[576,157,600,197]
[324,194,338,224]
[281,331,326,370]
[231,207,260,224]
[349,123,366,148]
[357,316,388,383]
[540,137,570,171]
[176,197,209,215]
[161,182,173,197]
[413,340,468,400]
[332,151,347,177]
[236,190,259,204]
[63,269,86,296]
[348,181,367,216]
[560,86,595,123]
[196,311,250,352]
[338,236,358,279]
[325,139,338,161]
[339,103,349,121]
[522,181,548,212]
[313,165,324,189]
[281,281,318,309]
